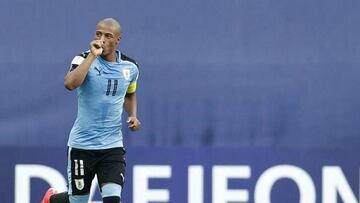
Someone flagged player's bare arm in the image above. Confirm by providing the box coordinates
[125,92,141,131]
[64,40,104,90]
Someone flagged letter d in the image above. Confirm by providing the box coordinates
[15,164,67,203]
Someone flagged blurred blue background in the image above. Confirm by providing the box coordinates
[1,0,360,202]
[1,0,359,149]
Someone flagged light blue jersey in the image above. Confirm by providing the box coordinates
[67,51,139,150]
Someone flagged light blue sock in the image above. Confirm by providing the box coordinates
[101,183,122,198]
[69,194,90,203]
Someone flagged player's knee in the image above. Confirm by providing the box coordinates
[68,194,89,203]
[103,196,121,203]
[101,183,122,200]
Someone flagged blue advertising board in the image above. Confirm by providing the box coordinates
[1,147,358,203]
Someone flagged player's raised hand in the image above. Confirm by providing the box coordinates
[127,117,141,131]
[90,40,104,56]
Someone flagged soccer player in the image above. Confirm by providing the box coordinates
[41,18,141,203]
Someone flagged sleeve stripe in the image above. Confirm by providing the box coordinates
[70,64,79,72]
[79,51,90,58]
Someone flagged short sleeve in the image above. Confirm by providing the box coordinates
[69,51,90,72]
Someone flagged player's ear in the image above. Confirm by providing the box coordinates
[116,35,122,45]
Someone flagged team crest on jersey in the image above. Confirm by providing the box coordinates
[75,179,84,190]
[122,69,131,80]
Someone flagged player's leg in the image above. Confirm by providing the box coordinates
[101,183,122,203]
[41,188,60,203]
[66,147,96,203]
[42,189,88,203]
[103,196,121,203]
[49,191,70,203]
[97,147,126,203]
